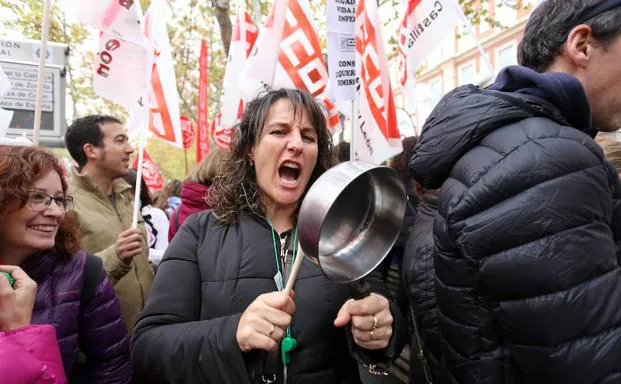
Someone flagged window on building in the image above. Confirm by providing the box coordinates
[495,0,518,25]
[430,78,442,96]
[427,45,443,68]
[440,33,455,60]
[498,44,517,69]
[457,22,475,53]
[460,63,476,85]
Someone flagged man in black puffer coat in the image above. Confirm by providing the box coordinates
[402,186,448,384]
[409,1,621,383]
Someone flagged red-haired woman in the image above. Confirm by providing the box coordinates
[0,145,131,383]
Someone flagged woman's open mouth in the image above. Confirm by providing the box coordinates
[278,161,301,187]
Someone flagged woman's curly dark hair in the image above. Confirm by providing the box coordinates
[0,145,80,262]
[208,88,335,224]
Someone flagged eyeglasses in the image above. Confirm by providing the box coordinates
[26,191,74,213]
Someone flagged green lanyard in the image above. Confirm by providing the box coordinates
[267,219,298,365]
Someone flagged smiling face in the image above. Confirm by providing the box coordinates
[0,170,66,260]
[250,98,319,212]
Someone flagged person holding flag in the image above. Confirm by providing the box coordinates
[65,115,153,335]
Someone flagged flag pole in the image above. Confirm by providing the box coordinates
[33,0,52,146]
[184,147,189,175]
[132,2,154,229]
[350,100,355,161]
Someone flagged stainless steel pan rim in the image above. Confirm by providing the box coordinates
[298,160,407,283]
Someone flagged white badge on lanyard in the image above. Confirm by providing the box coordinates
[274,271,284,291]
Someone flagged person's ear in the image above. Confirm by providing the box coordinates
[565,24,596,69]
[83,143,99,161]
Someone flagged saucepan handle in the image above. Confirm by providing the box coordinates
[350,278,372,300]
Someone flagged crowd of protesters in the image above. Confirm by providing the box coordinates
[1,1,621,383]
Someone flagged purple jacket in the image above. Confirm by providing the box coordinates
[23,250,131,383]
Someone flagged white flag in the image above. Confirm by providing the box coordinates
[93,32,147,110]
[355,0,402,164]
[143,0,183,147]
[327,0,356,103]
[400,0,460,73]
[218,4,258,144]
[239,0,287,100]
[241,0,340,131]
[58,0,145,44]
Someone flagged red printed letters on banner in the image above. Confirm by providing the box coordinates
[279,1,328,98]
[356,3,387,131]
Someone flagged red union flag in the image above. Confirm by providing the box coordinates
[355,0,402,164]
[240,0,340,132]
[196,40,210,162]
[236,8,259,57]
[144,0,183,147]
[212,114,233,150]
[180,116,195,149]
[276,0,340,131]
[132,148,164,191]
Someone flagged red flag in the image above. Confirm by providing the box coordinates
[212,114,232,150]
[180,116,195,149]
[132,149,165,191]
[144,1,183,147]
[355,0,402,163]
[196,39,210,162]
[241,0,340,131]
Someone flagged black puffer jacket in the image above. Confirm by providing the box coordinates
[402,194,447,384]
[132,211,407,384]
[410,66,621,384]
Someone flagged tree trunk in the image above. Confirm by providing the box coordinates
[213,0,232,55]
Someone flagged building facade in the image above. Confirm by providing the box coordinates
[392,0,539,131]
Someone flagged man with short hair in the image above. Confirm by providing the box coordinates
[65,115,153,334]
[409,1,621,382]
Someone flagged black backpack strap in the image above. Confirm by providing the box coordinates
[70,254,103,383]
[81,254,103,310]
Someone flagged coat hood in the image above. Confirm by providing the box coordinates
[410,66,593,189]
[180,181,210,209]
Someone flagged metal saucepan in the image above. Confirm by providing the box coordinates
[287,160,406,297]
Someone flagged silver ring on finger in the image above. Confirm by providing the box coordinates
[369,329,374,340]
[371,314,378,331]
[268,323,275,337]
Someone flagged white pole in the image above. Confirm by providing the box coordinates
[457,7,495,78]
[33,0,52,146]
[350,100,356,161]
[131,1,154,229]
